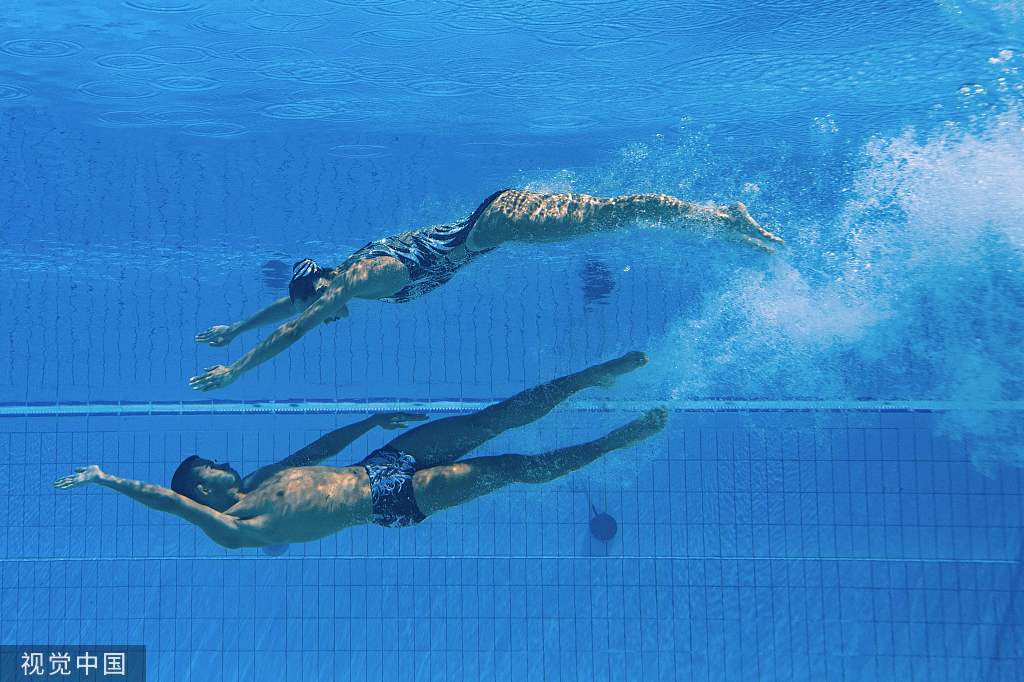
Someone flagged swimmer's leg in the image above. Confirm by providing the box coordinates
[411,408,667,516]
[466,189,782,252]
[385,351,648,469]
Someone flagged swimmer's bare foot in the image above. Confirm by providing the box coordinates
[715,202,784,253]
[585,351,649,388]
[602,408,668,450]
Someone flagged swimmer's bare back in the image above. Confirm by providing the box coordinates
[188,189,782,391]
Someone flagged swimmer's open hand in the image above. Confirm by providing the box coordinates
[196,325,237,347]
[189,365,236,392]
[374,412,429,430]
[715,202,784,253]
[54,465,103,489]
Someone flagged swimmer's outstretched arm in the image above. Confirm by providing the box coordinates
[195,296,306,347]
[241,412,428,489]
[54,466,256,549]
[189,256,408,391]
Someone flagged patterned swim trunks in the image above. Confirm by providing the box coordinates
[361,447,427,528]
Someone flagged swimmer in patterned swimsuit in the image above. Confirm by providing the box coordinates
[190,188,782,391]
[58,353,665,548]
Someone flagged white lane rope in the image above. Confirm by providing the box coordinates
[0,555,1017,564]
[2,399,1021,417]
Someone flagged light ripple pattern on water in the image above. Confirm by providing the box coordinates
[0,84,29,102]
[96,106,217,128]
[94,54,163,71]
[233,45,315,63]
[406,78,477,98]
[327,144,389,158]
[189,11,266,35]
[77,81,159,99]
[326,0,433,19]
[122,0,207,12]
[140,44,215,65]
[351,27,443,48]
[348,62,424,87]
[146,106,216,125]
[251,0,341,17]
[96,110,159,127]
[181,121,248,137]
[153,74,221,91]
[528,113,599,132]
[1,39,82,58]
[261,98,357,120]
[247,14,331,33]
[259,61,359,85]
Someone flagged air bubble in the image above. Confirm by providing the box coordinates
[813,113,839,133]
[989,49,1015,64]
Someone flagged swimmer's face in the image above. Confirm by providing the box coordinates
[311,276,332,298]
[290,270,335,306]
[295,277,331,306]
[294,272,348,323]
[191,458,242,509]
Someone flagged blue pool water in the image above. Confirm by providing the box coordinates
[1,1,1023,680]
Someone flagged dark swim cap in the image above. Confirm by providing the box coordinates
[289,258,327,301]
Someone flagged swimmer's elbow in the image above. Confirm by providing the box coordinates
[216,518,266,549]
[277,320,305,340]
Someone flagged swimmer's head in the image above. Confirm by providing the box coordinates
[171,455,242,511]
[289,258,335,303]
